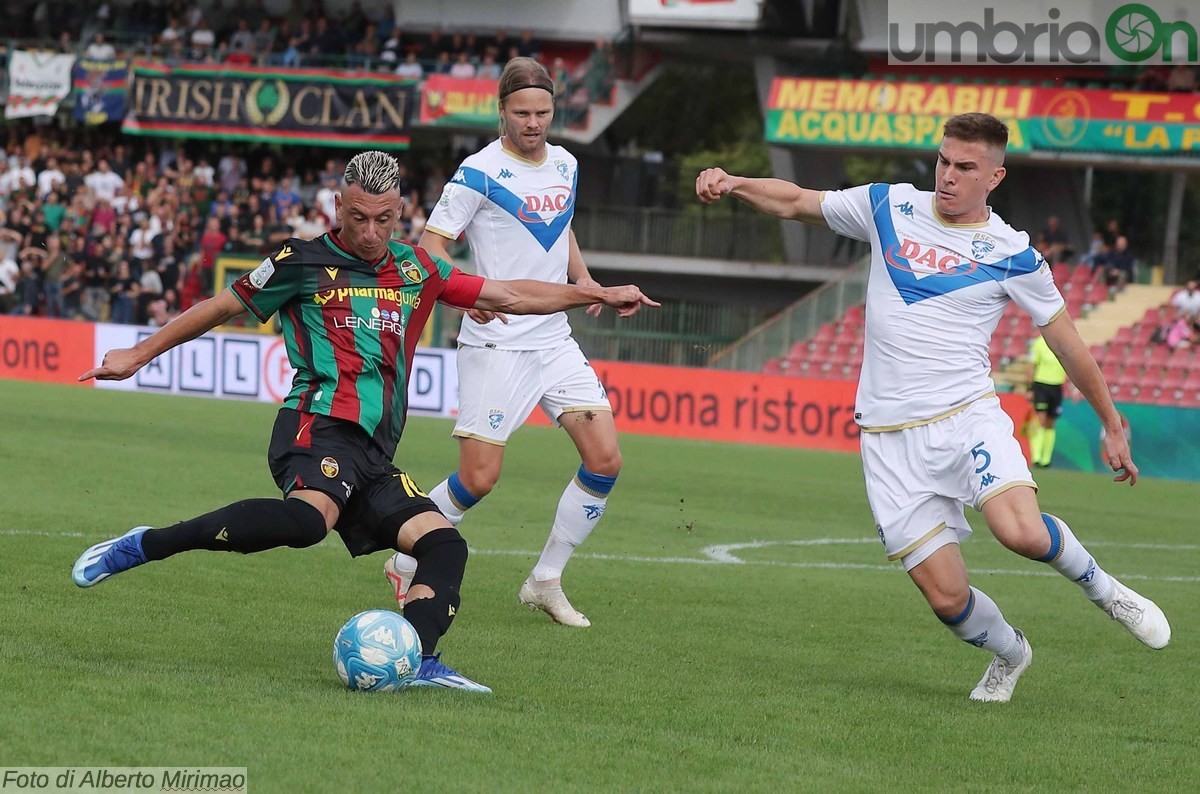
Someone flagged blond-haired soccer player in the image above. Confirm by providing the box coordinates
[696,113,1169,702]
[385,58,619,628]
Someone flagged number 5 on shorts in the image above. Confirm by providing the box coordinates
[971,442,991,474]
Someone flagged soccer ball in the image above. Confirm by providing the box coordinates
[333,610,422,692]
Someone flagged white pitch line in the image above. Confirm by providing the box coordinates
[9,530,1199,584]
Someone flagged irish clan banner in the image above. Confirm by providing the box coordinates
[122,62,416,148]
[764,77,1200,159]
[74,57,131,125]
[418,74,498,128]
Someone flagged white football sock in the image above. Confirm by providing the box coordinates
[942,587,1023,664]
[429,472,481,528]
[531,467,615,582]
[1038,514,1115,605]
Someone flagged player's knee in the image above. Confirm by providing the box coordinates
[457,466,499,498]
[411,527,468,593]
[928,587,972,623]
[282,498,329,548]
[1000,519,1053,561]
[582,449,622,478]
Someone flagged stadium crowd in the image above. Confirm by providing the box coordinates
[0,126,455,324]
[11,1,618,122]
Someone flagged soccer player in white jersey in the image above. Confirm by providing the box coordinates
[696,112,1170,702]
[383,58,618,627]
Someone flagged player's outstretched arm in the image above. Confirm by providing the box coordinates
[418,227,508,325]
[79,289,247,381]
[1040,312,1138,485]
[695,167,829,226]
[474,279,659,319]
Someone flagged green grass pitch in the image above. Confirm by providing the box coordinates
[2,380,1197,791]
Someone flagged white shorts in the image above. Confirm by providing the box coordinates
[860,396,1037,571]
[452,341,611,445]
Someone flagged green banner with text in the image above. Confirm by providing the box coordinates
[765,78,1200,158]
[122,62,416,148]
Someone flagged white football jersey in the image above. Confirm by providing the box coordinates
[426,139,578,350]
[821,183,1065,430]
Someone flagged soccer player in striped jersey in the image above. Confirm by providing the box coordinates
[72,150,657,693]
[697,112,1170,703]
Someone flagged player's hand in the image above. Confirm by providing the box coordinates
[1100,422,1138,485]
[79,348,145,382]
[696,167,737,204]
[600,285,660,318]
[467,308,509,325]
[576,277,604,317]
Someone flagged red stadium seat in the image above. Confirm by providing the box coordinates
[1179,391,1200,408]
[763,358,785,376]
[1113,327,1134,345]
[1052,263,1071,286]
[1089,344,1108,364]
[1084,282,1109,306]
[1132,323,1157,345]
[1167,348,1195,371]
[1070,265,1092,284]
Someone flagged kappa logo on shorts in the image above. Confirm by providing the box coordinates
[488,408,505,430]
[321,457,340,478]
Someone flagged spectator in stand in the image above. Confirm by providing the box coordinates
[37,157,65,199]
[229,19,255,55]
[11,255,41,315]
[61,259,85,319]
[282,18,312,68]
[516,29,540,60]
[191,18,217,59]
[252,18,276,64]
[108,260,138,324]
[477,50,501,80]
[1162,306,1194,350]
[41,192,66,232]
[1039,215,1070,263]
[1100,235,1136,289]
[41,234,72,317]
[4,157,36,198]
[198,216,227,272]
[1136,67,1168,92]
[138,262,163,324]
[311,17,341,61]
[433,51,452,74]
[550,57,570,98]
[86,160,124,203]
[448,51,476,79]
[85,33,117,60]
[1102,217,1122,246]
[395,51,423,80]
[159,17,184,49]
[129,216,157,277]
[1166,64,1198,93]
[1170,278,1200,332]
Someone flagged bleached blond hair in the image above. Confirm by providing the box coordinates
[344,150,401,194]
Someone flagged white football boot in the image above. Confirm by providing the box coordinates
[518,577,591,627]
[969,630,1032,703]
[1103,579,1171,649]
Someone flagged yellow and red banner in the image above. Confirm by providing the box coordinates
[418,74,498,128]
[765,77,1200,156]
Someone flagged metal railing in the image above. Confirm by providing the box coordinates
[567,301,770,367]
[707,259,869,372]
[572,205,785,262]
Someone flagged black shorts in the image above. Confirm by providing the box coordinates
[1032,382,1064,418]
[267,408,440,557]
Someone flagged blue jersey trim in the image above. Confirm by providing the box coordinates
[451,165,576,252]
[869,183,1045,305]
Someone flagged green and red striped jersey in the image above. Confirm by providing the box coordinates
[231,232,483,457]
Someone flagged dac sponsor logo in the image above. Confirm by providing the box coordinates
[517,186,573,223]
[884,238,980,277]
